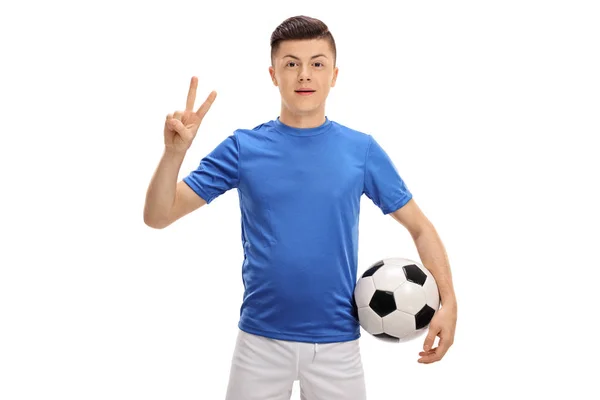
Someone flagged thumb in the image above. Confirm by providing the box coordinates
[169,118,186,133]
[423,328,437,351]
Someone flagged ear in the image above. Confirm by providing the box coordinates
[268,66,278,86]
[331,66,339,88]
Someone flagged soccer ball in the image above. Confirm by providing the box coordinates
[353,257,440,343]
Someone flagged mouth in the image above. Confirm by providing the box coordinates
[295,89,316,96]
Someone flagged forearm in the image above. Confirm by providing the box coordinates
[413,226,457,309]
[144,149,187,226]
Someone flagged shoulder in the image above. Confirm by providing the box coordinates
[330,120,369,137]
[233,119,276,137]
[329,120,374,149]
[225,120,276,148]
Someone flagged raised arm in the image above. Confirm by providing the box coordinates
[143,76,216,229]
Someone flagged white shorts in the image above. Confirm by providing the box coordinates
[225,328,367,400]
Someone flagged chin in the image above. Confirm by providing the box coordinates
[294,102,323,113]
[282,98,323,115]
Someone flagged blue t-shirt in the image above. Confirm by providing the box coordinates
[183,116,412,343]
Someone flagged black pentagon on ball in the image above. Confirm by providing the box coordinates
[415,304,436,329]
[374,332,400,343]
[362,260,384,278]
[369,290,396,317]
[403,264,427,286]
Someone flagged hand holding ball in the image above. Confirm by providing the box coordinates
[354,258,441,342]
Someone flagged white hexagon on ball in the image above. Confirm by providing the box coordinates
[423,275,441,310]
[371,263,406,292]
[394,281,427,315]
[382,310,416,339]
[354,276,376,308]
[357,307,383,334]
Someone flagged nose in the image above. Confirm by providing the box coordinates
[298,66,312,82]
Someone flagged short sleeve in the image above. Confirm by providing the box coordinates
[183,133,240,204]
[363,135,413,214]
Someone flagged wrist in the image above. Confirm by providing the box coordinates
[440,296,458,310]
[163,147,187,159]
[441,298,457,311]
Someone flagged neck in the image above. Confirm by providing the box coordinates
[278,106,326,129]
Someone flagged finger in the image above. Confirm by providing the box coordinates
[168,118,186,134]
[418,335,453,363]
[418,348,441,363]
[173,111,183,121]
[186,76,198,111]
[166,113,173,121]
[195,90,217,119]
[423,327,438,351]
[435,335,452,359]
[418,354,440,364]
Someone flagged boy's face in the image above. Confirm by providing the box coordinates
[269,39,338,116]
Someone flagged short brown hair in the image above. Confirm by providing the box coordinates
[270,15,337,66]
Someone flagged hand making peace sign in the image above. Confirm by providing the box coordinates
[164,76,217,153]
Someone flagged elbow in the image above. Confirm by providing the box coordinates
[143,211,170,229]
[412,221,436,241]
[144,216,162,229]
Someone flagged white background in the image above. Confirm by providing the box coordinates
[1,0,599,398]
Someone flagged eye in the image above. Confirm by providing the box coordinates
[314,62,324,67]
[287,61,297,67]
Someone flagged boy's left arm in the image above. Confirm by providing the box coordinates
[390,198,457,364]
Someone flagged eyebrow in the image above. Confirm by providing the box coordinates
[282,54,328,60]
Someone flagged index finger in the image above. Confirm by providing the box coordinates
[434,336,451,359]
[186,76,198,111]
